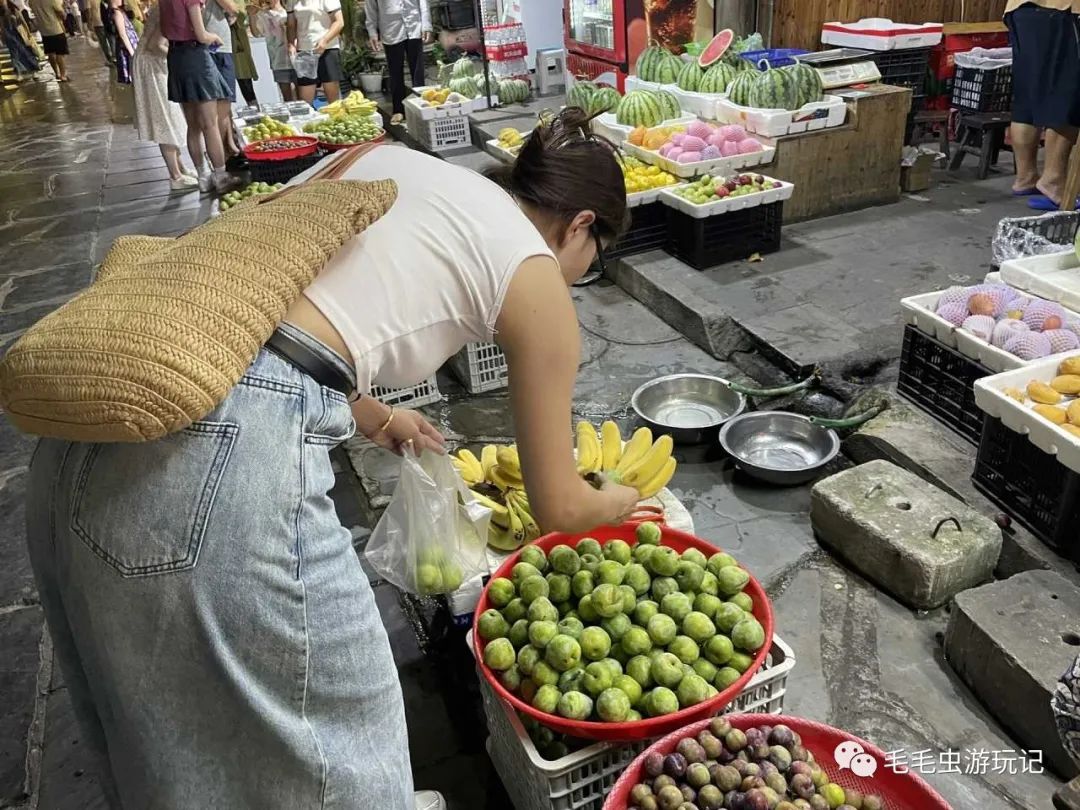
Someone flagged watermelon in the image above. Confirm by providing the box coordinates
[451,56,476,79]
[616,90,664,127]
[655,89,681,120]
[449,77,479,98]
[699,62,736,94]
[589,86,622,115]
[727,71,757,107]
[498,79,530,103]
[676,60,705,92]
[784,62,824,107]
[697,28,733,68]
[748,64,800,110]
[635,44,681,84]
[567,80,596,112]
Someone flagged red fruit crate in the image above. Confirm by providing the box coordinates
[664,202,783,270]
[487,42,528,61]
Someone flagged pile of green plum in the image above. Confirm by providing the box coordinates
[218,181,283,212]
[302,114,383,145]
[477,523,767,724]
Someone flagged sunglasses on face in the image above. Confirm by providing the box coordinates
[590,224,607,277]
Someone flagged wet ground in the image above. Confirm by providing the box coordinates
[0,38,1070,810]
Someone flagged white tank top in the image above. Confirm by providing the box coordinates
[302,147,556,392]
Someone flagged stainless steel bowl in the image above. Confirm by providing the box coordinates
[631,374,747,444]
[718,411,839,485]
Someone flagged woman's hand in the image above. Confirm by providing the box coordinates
[369,34,380,51]
[599,476,642,526]
[199,30,223,47]
[368,408,446,456]
[313,37,325,54]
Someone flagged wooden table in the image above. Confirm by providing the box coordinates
[767,84,911,223]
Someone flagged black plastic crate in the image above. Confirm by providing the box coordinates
[664,202,783,270]
[973,416,1080,562]
[248,150,325,184]
[951,64,1013,113]
[609,201,668,259]
[896,325,989,444]
[869,47,931,93]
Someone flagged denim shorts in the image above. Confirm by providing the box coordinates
[167,40,233,103]
[211,50,237,102]
[26,324,414,809]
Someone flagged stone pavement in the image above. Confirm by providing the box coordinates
[0,39,1072,810]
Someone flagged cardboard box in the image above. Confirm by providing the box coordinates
[901,153,937,192]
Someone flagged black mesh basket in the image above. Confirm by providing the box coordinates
[248,150,325,185]
[868,47,931,93]
[951,64,1013,113]
[664,202,784,270]
[608,201,668,259]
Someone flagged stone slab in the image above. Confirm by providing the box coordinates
[944,569,1080,779]
[0,606,43,804]
[810,459,1002,609]
[844,389,1080,586]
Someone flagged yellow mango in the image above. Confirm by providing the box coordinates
[1058,356,1080,376]
[1062,424,1080,439]
[1051,375,1080,395]
[1068,400,1080,426]
[1033,404,1068,424]
[1028,380,1063,405]
[1003,387,1026,402]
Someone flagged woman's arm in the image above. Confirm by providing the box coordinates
[496,256,640,534]
[112,2,133,53]
[186,1,221,45]
[314,5,339,52]
[246,7,258,35]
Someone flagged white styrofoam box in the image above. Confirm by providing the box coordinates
[821,18,943,51]
[974,354,1080,474]
[623,75,669,94]
[670,85,727,119]
[899,288,1080,373]
[485,138,520,164]
[592,112,697,145]
[622,139,776,179]
[714,95,847,137]
[999,249,1080,312]
[625,185,687,207]
[659,177,794,219]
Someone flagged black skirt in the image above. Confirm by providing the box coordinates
[1007,4,1080,128]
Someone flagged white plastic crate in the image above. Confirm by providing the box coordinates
[713,94,847,138]
[447,342,509,394]
[404,105,472,152]
[369,376,442,409]
[591,113,697,145]
[821,18,943,50]
[1000,249,1080,312]
[622,140,777,180]
[480,635,795,810]
[974,353,1080,475]
[659,177,794,219]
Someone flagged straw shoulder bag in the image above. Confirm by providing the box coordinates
[0,146,393,443]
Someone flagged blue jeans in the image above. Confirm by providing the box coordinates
[26,324,413,809]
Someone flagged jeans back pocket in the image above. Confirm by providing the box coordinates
[71,422,238,577]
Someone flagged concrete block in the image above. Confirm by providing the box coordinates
[810,459,1002,609]
[944,570,1080,779]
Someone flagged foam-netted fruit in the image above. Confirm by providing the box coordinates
[1005,332,1052,360]
[1046,329,1080,353]
[960,314,995,341]
[1022,300,1067,332]
[991,318,1029,348]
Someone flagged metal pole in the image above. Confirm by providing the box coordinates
[475,0,493,108]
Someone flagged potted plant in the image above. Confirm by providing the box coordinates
[342,42,383,95]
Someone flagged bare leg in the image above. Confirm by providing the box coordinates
[55,53,66,80]
[277,82,295,101]
[181,102,206,171]
[217,100,237,154]
[297,83,316,104]
[159,144,183,181]
[322,81,340,103]
[47,54,59,78]
[1036,126,1080,206]
[1010,122,1040,192]
[199,101,227,169]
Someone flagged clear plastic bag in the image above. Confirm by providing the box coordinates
[991,212,1080,267]
[365,450,491,596]
[293,50,318,80]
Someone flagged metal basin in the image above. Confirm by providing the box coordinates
[631,374,746,444]
[719,411,839,486]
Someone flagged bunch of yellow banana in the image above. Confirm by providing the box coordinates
[452,445,540,551]
[575,420,676,500]
[497,127,524,151]
[322,93,378,119]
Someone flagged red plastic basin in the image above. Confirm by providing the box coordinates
[242,135,319,161]
[604,714,953,809]
[472,524,775,742]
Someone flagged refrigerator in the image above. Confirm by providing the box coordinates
[564,0,715,91]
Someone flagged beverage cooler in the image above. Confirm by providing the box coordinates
[563,0,714,91]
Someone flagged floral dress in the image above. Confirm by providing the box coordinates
[113,6,137,83]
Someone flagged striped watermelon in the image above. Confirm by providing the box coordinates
[635,44,681,84]
[589,86,622,115]
[449,76,479,98]
[727,71,757,106]
[498,79,530,103]
[748,64,799,110]
[676,60,705,92]
[784,62,824,107]
[567,81,596,112]
[699,62,736,94]
[655,89,681,120]
[616,90,663,127]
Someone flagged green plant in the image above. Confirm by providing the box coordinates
[341,42,378,76]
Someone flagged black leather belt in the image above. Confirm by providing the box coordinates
[264,328,356,399]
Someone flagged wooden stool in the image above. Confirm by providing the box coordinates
[910,109,950,155]
[949,111,1011,179]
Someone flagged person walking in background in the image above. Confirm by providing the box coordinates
[110,0,138,83]
[365,0,431,125]
[62,0,80,35]
[250,0,293,100]
[1,1,40,78]
[159,0,237,193]
[202,0,241,155]
[285,0,343,105]
[1005,0,1080,210]
[133,3,200,192]
[230,0,257,104]
[28,0,69,81]
[85,0,113,60]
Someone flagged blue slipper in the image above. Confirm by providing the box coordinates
[1012,187,1039,196]
[1028,195,1080,211]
